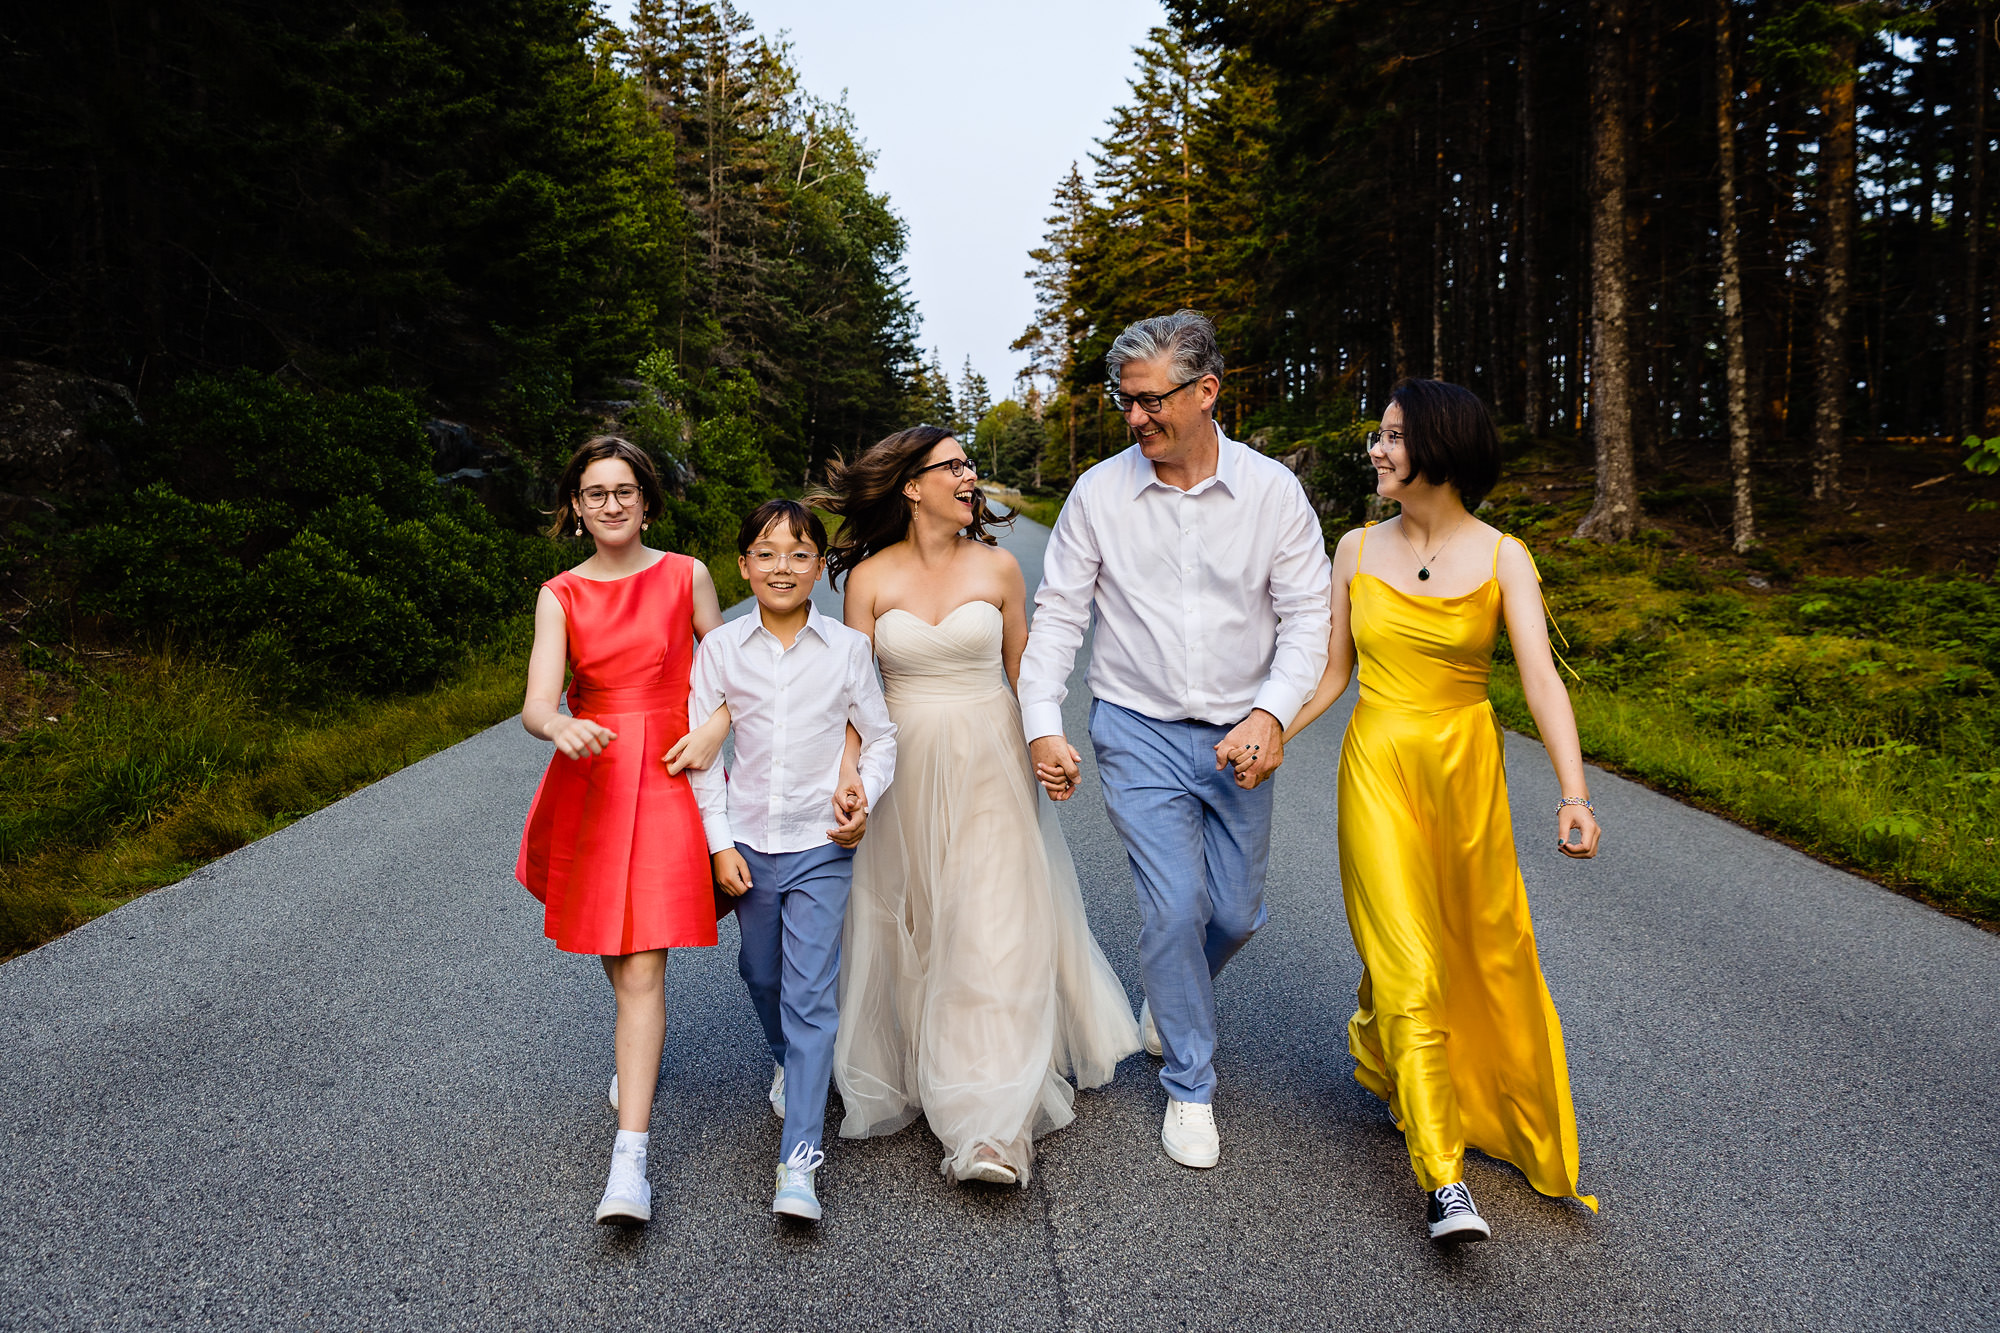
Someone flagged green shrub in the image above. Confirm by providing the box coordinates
[74,483,259,629]
[72,373,540,697]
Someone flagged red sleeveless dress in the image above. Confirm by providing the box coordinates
[515,553,717,954]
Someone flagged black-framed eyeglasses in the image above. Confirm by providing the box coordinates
[578,483,643,508]
[910,457,978,481]
[1364,429,1406,450]
[1107,377,1202,414]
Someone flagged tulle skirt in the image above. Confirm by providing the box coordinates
[834,683,1139,1182]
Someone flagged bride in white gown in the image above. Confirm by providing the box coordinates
[818,425,1140,1185]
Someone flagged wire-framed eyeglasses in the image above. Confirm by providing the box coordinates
[747,549,821,573]
[910,457,978,481]
[1107,377,1202,414]
[1364,428,1406,450]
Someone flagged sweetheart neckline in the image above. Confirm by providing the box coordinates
[877,601,1001,630]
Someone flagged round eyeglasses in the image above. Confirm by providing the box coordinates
[578,483,642,509]
[748,549,821,573]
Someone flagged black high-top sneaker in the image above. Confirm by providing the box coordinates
[1426,1181,1492,1243]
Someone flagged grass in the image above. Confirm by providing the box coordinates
[0,621,536,958]
[0,544,751,957]
[989,489,1065,529]
[1485,535,2000,925]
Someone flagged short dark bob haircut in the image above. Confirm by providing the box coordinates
[547,436,665,539]
[736,498,828,557]
[1386,379,1503,508]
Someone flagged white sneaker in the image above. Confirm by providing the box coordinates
[594,1139,651,1224]
[1161,1098,1219,1168]
[607,1072,619,1113]
[769,1063,786,1120]
[1138,999,1162,1059]
[772,1142,824,1221]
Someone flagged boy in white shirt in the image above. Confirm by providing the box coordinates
[687,499,896,1223]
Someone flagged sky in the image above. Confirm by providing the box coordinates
[649,0,1169,400]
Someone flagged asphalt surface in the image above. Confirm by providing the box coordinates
[3,514,1997,1331]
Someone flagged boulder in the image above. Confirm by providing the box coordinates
[0,360,137,494]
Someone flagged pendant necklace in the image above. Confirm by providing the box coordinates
[1401,515,1465,582]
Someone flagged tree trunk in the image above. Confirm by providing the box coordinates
[1517,2,1544,435]
[1577,0,1639,541]
[1716,0,1755,551]
[1431,91,1446,380]
[1957,17,1986,436]
[1812,33,1859,501]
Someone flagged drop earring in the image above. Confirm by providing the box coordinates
[574,521,583,537]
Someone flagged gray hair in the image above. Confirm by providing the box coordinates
[1105,309,1225,387]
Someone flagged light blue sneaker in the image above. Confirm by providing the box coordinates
[772,1142,825,1221]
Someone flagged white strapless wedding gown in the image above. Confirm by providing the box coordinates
[833,601,1140,1182]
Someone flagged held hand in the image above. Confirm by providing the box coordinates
[1557,803,1601,859]
[827,784,868,847]
[665,712,729,774]
[1030,734,1082,801]
[1215,710,1283,789]
[712,848,754,897]
[547,716,617,760]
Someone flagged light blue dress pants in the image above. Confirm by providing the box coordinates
[1089,699,1275,1104]
[734,841,855,1158]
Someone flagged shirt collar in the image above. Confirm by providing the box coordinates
[1128,421,1241,500]
[745,601,833,647]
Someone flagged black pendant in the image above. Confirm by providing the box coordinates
[1417,567,1431,581]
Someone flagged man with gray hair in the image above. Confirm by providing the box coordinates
[1018,309,1331,1169]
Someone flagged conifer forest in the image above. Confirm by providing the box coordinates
[4,2,2000,941]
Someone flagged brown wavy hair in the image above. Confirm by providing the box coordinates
[546,436,665,539]
[809,424,1012,587]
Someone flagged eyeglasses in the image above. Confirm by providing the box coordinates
[747,549,821,573]
[911,457,978,481]
[578,484,642,509]
[1364,429,1406,449]
[1107,377,1202,414]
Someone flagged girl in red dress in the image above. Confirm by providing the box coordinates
[516,436,730,1225]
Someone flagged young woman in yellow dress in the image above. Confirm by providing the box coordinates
[1287,378,1600,1244]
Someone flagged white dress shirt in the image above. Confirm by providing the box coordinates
[687,605,897,855]
[1018,425,1333,740]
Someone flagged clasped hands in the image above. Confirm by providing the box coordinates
[1031,709,1285,798]
[712,778,868,898]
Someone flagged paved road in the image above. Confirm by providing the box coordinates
[3,516,1997,1331]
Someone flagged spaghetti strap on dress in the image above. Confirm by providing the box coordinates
[516,554,716,955]
[1337,531,1595,1209]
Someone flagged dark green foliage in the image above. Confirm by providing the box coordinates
[0,0,914,475]
[72,375,527,699]
[1787,575,2000,672]
[624,350,773,564]
[1654,556,1713,593]
[1680,592,1753,633]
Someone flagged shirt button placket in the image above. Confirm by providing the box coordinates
[1181,495,1201,712]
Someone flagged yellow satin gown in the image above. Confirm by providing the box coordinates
[1337,528,1595,1210]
